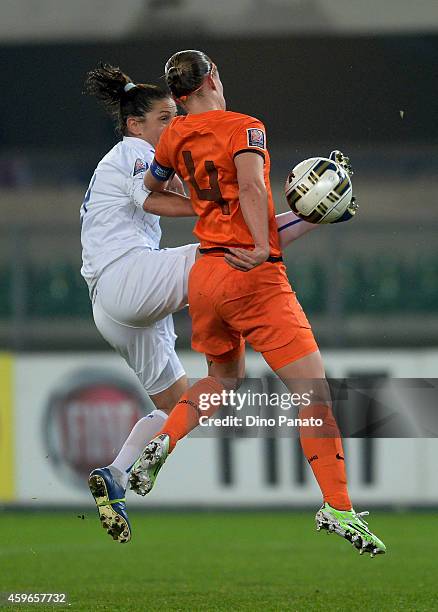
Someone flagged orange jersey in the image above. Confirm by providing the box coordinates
[152,110,281,258]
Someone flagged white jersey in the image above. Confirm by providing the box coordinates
[80,136,161,291]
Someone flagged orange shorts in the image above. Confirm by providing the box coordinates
[188,256,318,371]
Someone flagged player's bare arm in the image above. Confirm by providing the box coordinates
[168,174,186,195]
[129,168,195,216]
[144,191,196,217]
[275,210,318,249]
[225,152,270,271]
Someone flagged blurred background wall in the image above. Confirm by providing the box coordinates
[1,0,438,507]
[1,1,437,351]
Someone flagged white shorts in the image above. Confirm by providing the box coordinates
[92,244,198,395]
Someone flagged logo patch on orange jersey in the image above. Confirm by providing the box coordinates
[247,128,265,149]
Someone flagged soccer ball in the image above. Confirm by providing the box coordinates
[285,156,353,224]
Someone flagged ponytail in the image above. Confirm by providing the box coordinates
[84,61,169,135]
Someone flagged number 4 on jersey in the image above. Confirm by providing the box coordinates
[182,151,230,215]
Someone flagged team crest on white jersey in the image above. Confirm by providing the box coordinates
[247,128,265,149]
[133,158,149,176]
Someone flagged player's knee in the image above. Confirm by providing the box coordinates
[206,348,245,386]
[298,402,332,421]
[219,377,241,393]
[147,355,187,409]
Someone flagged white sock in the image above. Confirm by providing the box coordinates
[108,409,167,488]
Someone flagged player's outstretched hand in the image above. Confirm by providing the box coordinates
[225,246,270,271]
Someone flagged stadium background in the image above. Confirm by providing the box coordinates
[1,2,438,610]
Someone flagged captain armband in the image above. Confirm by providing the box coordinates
[150,158,174,182]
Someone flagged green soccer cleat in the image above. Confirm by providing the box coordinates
[315,502,387,558]
[129,434,170,496]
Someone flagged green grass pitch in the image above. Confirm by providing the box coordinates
[1,510,436,611]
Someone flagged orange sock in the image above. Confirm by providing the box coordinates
[156,376,225,451]
[299,404,352,511]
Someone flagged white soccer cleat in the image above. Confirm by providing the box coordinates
[129,434,170,496]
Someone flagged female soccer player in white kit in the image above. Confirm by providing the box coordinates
[81,63,328,542]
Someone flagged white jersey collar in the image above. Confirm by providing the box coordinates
[122,136,155,153]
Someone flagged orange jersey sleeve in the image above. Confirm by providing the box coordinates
[153,110,281,258]
[229,118,267,161]
[151,126,174,181]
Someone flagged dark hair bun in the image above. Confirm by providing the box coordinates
[165,66,182,89]
[165,50,212,99]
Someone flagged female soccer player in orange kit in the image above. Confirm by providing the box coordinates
[131,50,386,557]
